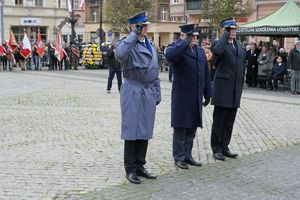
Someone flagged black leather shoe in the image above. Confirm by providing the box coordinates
[175,161,189,169]
[213,152,226,161]
[223,150,238,158]
[137,169,157,179]
[185,158,202,167]
[126,173,141,184]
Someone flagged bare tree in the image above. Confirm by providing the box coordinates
[105,0,151,33]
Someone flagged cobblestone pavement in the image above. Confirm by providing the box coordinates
[0,69,300,199]
[61,144,300,200]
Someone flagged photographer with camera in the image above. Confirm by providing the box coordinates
[210,18,246,161]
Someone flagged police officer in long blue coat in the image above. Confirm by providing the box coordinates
[115,11,161,184]
[210,18,246,161]
[165,24,212,170]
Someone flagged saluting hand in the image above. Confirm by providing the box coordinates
[133,23,143,36]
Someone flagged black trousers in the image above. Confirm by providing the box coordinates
[124,140,148,174]
[107,66,122,91]
[173,127,197,162]
[211,106,238,153]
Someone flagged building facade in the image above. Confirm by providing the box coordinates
[2,0,85,44]
[84,0,183,48]
[169,0,213,41]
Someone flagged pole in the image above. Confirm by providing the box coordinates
[0,0,4,43]
[99,0,103,47]
[71,0,76,43]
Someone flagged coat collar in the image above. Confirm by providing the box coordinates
[136,42,152,57]
[185,45,197,58]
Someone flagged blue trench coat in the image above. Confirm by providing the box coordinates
[115,32,161,140]
[165,39,212,128]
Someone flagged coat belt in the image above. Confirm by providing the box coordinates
[123,78,153,89]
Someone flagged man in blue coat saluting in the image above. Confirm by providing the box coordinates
[165,24,212,169]
[115,11,161,184]
[210,18,246,161]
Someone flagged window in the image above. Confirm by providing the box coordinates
[15,0,23,5]
[114,32,120,40]
[63,35,68,43]
[35,0,43,7]
[173,0,179,3]
[77,34,83,43]
[11,26,47,43]
[91,8,97,22]
[171,17,176,22]
[74,0,79,10]
[161,6,167,21]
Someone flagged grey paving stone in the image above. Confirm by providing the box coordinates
[0,69,300,199]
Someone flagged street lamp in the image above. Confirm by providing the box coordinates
[69,0,80,44]
[0,0,4,43]
[99,0,103,47]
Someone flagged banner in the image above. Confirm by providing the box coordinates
[20,33,31,59]
[68,0,72,13]
[79,0,85,9]
[54,32,64,61]
[8,29,18,52]
[0,44,6,57]
[36,31,45,57]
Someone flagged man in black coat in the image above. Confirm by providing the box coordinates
[211,18,246,161]
[106,42,122,93]
[246,43,260,87]
[166,24,212,169]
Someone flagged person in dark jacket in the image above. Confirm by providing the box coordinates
[106,42,122,93]
[210,18,246,161]
[245,42,259,87]
[165,24,212,170]
[287,40,300,94]
[267,55,287,91]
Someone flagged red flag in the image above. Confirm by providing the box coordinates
[71,44,79,57]
[79,0,85,9]
[36,31,45,57]
[68,0,72,13]
[20,33,32,59]
[54,32,64,61]
[0,44,6,57]
[8,30,18,52]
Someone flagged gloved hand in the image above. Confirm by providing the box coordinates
[203,97,210,107]
[184,35,192,45]
[133,23,143,35]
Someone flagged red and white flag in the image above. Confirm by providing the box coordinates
[20,33,32,59]
[54,32,65,61]
[36,31,45,58]
[8,30,18,52]
[0,44,6,57]
[68,0,72,13]
[79,0,85,9]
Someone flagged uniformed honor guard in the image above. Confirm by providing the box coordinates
[210,18,246,161]
[115,11,161,184]
[165,24,212,169]
[70,42,79,70]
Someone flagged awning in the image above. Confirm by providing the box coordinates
[237,0,300,36]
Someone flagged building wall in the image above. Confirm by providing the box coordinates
[3,0,86,43]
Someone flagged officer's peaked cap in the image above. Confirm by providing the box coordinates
[220,17,237,29]
[127,11,151,25]
[179,24,199,36]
